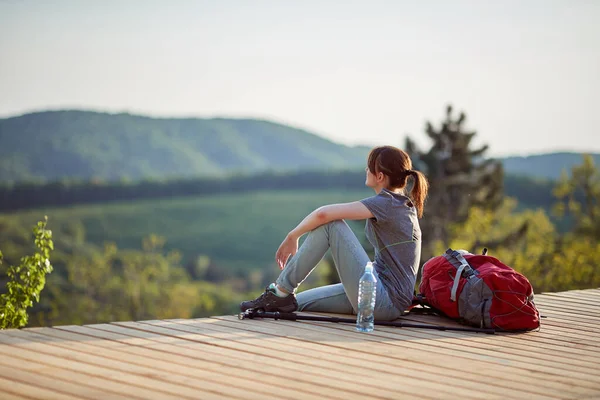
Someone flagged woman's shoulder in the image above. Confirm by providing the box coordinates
[379,189,419,218]
[381,188,411,203]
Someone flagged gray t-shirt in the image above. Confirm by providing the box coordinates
[360,188,422,311]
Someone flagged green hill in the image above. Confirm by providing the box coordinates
[0,110,370,183]
[1,109,597,184]
[502,152,600,180]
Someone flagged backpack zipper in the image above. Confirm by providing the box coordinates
[480,298,488,328]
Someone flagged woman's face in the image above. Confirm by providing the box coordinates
[365,166,377,188]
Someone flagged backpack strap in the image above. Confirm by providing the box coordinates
[444,248,476,302]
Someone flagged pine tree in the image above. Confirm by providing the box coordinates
[405,105,508,259]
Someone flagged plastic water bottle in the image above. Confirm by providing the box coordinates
[356,262,377,332]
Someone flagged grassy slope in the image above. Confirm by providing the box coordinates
[0,110,369,182]
[0,189,373,273]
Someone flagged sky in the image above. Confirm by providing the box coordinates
[1,0,599,156]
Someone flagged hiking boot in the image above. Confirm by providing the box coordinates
[240,285,298,312]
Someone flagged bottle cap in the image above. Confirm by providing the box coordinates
[365,262,373,272]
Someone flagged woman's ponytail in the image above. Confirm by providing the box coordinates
[409,170,429,218]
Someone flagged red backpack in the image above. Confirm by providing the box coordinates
[418,248,540,331]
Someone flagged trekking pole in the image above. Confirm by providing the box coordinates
[238,309,496,334]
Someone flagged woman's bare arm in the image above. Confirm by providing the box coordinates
[289,201,372,239]
[275,201,373,269]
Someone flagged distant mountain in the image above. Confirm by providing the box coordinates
[0,110,370,183]
[501,152,600,180]
[0,110,597,184]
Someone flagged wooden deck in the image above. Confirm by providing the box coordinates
[0,289,599,400]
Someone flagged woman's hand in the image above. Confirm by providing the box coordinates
[276,234,299,270]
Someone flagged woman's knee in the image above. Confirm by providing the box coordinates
[322,219,352,235]
[328,219,349,229]
[308,220,349,238]
[313,219,345,231]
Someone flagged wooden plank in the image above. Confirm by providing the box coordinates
[534,299,600,316]
[535,296,598,310]
[0,362,131,400]
[535,300,600,316]
[368,325,600,369]
[0,392,29,400]
[538,309,600,325]
[535,303,600,317]
[160,317,594,398]
[363,319,600,363]
[541,291,600,302]
[5,328,278,400]
[495,330,600,358]
[84,324,438,398]
[0,288,597,400]
[555,290,600,300]
[246,312,600,368]
[203,316,600,397]
[109,321,484,400]
[0,344,168,400]
[537,308,598,326]
[130,319,556,400]
[539,305,600,320]
[0,333,229,400]
[533,312,600,334]
[234,317,600,379]
[400,311,600,344]
[338,310,600,362]
[536,308,600,322]
[538,318,600,334]
[403,311,600,347]
[0,375,81,400]
[388,322,600,361]
[537,293,600,304]
[538,317,600,335]
[28,326,381,400]
[0,354,148,400]
[5,329,282,398]
[531,321,600,344]
[243,318,598,399]
[79,323,440,400]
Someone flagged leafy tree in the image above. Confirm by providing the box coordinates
[432,198,557,292]
[553,154,600,239]
[437,154,600,293]
[535,154,600,291]
[536,236,600,292]
[34,234,244,326]
[0,217,54,329]
[405,105,518,260]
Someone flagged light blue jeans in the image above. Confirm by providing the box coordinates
[276,220,402,321]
